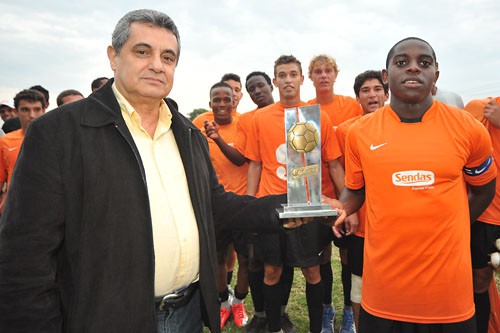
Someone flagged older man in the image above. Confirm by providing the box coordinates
[0,9,288,333]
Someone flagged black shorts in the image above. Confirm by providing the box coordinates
[471,220,500,269]
[215,230,249,257]
[359,307,476,333]
[348,235,364,277]
[253,221,333,268]
[332,231,351,248]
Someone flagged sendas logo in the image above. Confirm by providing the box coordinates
[392,170,434,186]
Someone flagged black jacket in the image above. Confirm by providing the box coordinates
[0,80,284,332]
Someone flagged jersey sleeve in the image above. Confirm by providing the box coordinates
[0,140,7,185]
[463,116,497,186]
[234,113,252,155]
[320,111,341,162]
[244,111,262,162]
[344,122,364,190]
[464,98,490,124]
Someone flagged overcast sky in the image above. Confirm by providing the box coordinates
[1,0,499,115]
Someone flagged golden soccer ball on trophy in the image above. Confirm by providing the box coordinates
[287,121,319,153]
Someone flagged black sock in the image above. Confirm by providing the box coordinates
[219,287,229,303]
[474,291,490,333]
[263,283,282,332]
[226,271,233,285]
[341,263,352,306]
[234,286,248,301]
[320,262,333,305]
[306,281,324,333]
[280,265,294,306]
[248,269,265,312]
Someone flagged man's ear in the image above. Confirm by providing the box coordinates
[381,69,389,85]
[107,45,118,71]
[434,63,440,85]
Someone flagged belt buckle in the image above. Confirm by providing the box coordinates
[158,292,182,311]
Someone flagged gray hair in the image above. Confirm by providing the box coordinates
[112,9,181,62]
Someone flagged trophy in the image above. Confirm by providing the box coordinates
[276,104,338,218]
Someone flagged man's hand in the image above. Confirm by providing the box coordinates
[484,99,500,128]
[282,217,313,229]
[321,195,348,237]
[203,120,220,140]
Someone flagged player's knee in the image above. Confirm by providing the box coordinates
[472,267,493,293]
[301,265,321,283]
[351,274,362,303]
[264,265,282,283]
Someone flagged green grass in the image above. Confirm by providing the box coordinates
[206,250,346,333]
[208,253,500,333]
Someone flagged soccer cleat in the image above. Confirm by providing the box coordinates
[243,316,267,333]
[280,312,297,333]
[321,306,335,333]
[339,308,356,333]
[496,238,500,251]
[220,306,231,329]
[232,303,249,327]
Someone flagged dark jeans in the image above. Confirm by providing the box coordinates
[155,288,203,333]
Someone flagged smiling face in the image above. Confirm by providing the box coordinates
[383,39,438,108]
[107,22,178,106]
[209,86,233,125]
[356,78,388,114]
[223,79,243,111]
[273,63,304,105]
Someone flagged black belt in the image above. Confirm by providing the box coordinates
[155,282,199,311]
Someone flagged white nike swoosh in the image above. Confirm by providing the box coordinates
[7,147,17,151]
[474,166,487,174]
[370,143,388,150]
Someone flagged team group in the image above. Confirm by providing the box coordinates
[192,43,499,333]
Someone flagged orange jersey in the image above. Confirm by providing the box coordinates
[192,110,241,129]
[233,109,257,155]
[308,95,362,128]
[0,129,24,188]
[464,97,500,225]
[336,115,366,237]
[345,101,496,323]
[194,116,248,195]
[245,101,341,197]
[308,95,361,198]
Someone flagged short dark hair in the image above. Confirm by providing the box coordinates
[112,9,181,62]
[385,37,436,69]
[14,89,47,109]
[56,89,84,106]
[353,70,388,97]
[274,55,302,77]
[29,85,49,106]
[245,71,272,91]
[210,82,233,97]
[91,77,108,91]
[221,73,241,84]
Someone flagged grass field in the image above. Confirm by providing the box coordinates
[207,252,500,333]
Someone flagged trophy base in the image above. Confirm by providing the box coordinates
[276,204,338,219]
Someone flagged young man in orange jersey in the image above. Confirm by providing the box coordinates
[336,70,388,331]
[246,55,348,333]
[222,73,244,114]
[308,54,363,333]
[199,82,250,329]
[0,89,46,213]
[330,37,496,333]
[464,97,500,333]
